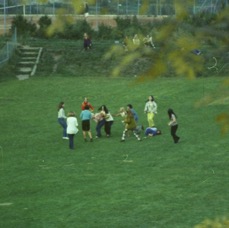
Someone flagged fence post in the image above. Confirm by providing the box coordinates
[3,0,6,36]
[193,0,196,14]
[15,27,17,43]
[6,42,9,60]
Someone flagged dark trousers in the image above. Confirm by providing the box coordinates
[171,125,179,143]
[96,119,106,137]
[68,134,75,149]
[105,121,114,136]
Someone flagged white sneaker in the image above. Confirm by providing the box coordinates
[63,137,69,140]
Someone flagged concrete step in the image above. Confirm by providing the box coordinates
[22,52,38,55]
[21,57,37,60]
[16,46,43,80]
[18,46,41,51]
[19,61,35,65]
[18,67,33,73]
[16,74,30,80]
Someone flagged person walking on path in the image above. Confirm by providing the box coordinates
[84,1,89,18]
[168,108,180,143]
[80,105,93,142]
[144,95,157,127]
[67,112,79,150]
[57,101,68,140]
[121,109,141,142]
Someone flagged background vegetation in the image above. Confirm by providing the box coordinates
[4,6,228,79]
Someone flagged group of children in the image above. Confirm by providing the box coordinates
[57,96,180,150]
[123,34,156,51]
[57,98,115,150]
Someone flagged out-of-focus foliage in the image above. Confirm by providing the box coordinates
[216,113,229,135]
[195,216,229,228]
[71,0,95,14]
[46,9,75,37]
[37,15,52,38]
[97,24,113,39]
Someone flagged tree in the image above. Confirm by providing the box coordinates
[11,15,37,39]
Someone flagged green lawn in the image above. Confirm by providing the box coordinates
[0,76,228,228]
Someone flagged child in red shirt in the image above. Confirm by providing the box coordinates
[81,97,94,112]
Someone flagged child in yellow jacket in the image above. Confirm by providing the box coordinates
[121,110,141,142]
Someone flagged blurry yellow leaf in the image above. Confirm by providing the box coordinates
[139,0,149,15]
[216,113,229,135]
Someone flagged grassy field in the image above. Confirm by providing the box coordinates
[0,75,228,227]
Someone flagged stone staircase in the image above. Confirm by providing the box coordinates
[16,45,43,80]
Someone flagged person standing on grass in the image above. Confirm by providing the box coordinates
[57,101,68,140]
[127,104,139,123]
[122,35,129,51]
[81,97,94,112]
[144,95,157,127]
[80,105,93,142]
[126,104,143,135]
[67,112,79,150]
[133,34,140,46]
[94,106,106,138]
[83,33,92,51]
[114,107,127,118]
[103,105,114,137]
[121,109,141,142]
[168,108,180,143]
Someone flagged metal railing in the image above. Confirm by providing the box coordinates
[1,0,227,17]
[0,28,17,67]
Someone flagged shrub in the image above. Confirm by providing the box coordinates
[115,16,132,31]
[52,19,93,39]
[11,15,37,39]
[37,15,52,38]
[184,12,217,27]
[97,24,113,39]
[110,28,123,40]
[112,16,145,40]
